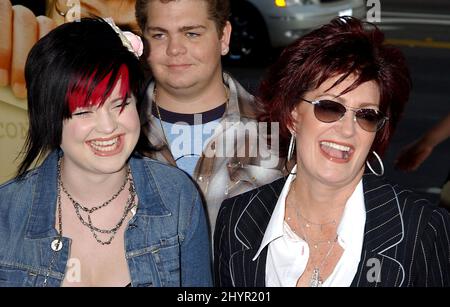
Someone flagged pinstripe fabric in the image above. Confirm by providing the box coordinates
[214,173,450,287]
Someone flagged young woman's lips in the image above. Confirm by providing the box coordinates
[86,134,124,157]
[319,140,355,163]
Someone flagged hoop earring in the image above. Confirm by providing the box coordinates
[284,132,297,175]
[287,132,296,162]
[366,151,384,177]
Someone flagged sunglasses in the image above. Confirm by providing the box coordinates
[301,98,388,132]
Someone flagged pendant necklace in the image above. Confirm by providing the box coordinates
[58,158,136,245]
[298,219,338,287]
[286,183,340,287]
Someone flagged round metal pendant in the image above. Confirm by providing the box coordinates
[51,239,63,251]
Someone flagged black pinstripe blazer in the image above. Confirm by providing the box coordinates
[214,173,450,287]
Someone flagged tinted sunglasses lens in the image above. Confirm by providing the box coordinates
[355,109,385,132]
[314,100,346,123]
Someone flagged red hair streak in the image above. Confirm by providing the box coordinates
[67,64,130,113]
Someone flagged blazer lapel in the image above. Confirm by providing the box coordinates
[231,178,286,287]
[227,174,407,287]
[352,173,405,287]
[229,249,268,287]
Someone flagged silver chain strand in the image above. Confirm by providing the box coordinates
[288,183,336,231]
[60,167,130,214]
[287,182,338,287]
[152,86,230,166]
[42,158,135,286]
[297,209,336,231]
[298,216,337,287]
[58,159,136,245]
[287,184,337,247]
[152,84,230,148]
[87,182,136,245]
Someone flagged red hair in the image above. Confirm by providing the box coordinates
[258,17,411,156]
[67,64,130,113]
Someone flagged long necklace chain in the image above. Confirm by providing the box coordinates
[60,167,130,214]
[57,159,136,245]
[42,161,135,286]
[152,85,230,148]
[288,183,336,232]
[286,182,339,287]
[297,210,336,231]
[154,100,170,147]
[298,218,337,287]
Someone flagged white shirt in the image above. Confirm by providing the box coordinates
[252,166,366,287]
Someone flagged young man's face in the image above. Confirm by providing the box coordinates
[143,0,231,94]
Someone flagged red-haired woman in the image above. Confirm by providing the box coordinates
[214,16,450,287]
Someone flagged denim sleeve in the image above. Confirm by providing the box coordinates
[180,190,213,287]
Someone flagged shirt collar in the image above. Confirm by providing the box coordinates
[252,166,366,261]
[253,166,297,260]
[336,179,366,258]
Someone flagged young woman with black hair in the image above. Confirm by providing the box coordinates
[0,18,212,287]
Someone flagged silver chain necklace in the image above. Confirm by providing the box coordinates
[42,159,135,286]
[298,218,338,287]
[57,158,136,245]
[297,209,336,231]
[286,183,339,287]
[152,85,230,147]
[286,202,338,287]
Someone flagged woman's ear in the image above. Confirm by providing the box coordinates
[290,105,301,134]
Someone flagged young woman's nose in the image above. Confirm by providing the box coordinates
[96,109,118,134]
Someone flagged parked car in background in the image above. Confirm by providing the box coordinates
[228,0,367,62]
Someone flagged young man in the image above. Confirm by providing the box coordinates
[136,0,283,234]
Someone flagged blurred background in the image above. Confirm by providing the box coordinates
[1,0,449,204]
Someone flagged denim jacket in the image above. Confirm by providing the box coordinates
[0,151,212,287]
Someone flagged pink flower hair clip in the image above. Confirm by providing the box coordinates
[103,17,144,58]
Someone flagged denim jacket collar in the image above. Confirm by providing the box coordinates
[128,154,171,217]
[26,151,60,240]
[25,150,171,239]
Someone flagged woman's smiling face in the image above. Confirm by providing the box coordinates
[291,74,380,188]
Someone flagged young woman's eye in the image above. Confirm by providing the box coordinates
[72,110,92,116]
[113,100,132,111]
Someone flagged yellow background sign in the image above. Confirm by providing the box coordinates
[0,87,28,183]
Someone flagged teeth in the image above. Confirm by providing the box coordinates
[320,141,351,152]
[90,138,118,147]
[89,137,119,152]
